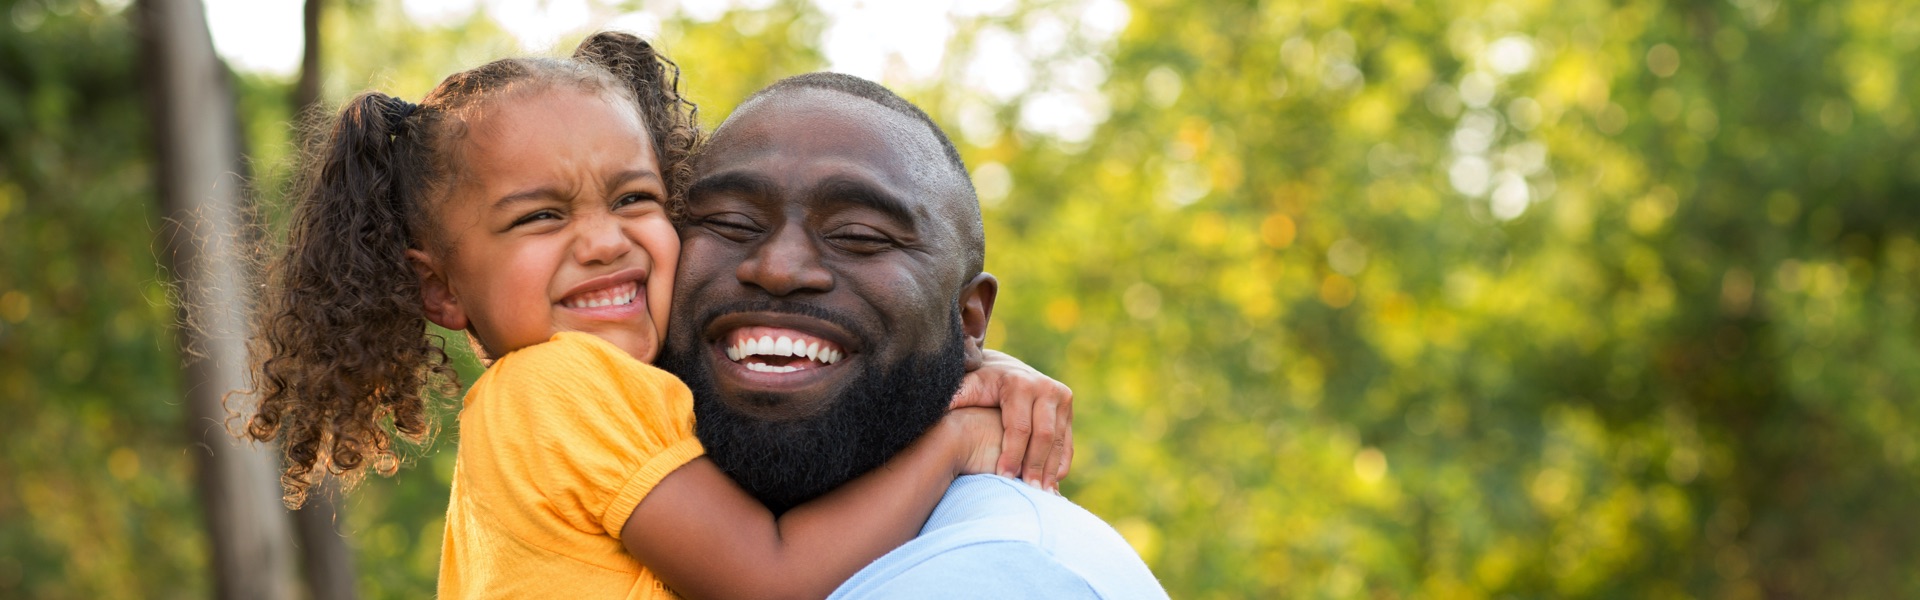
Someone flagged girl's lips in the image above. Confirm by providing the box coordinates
[556,268,652,321]
[557,267,650,303]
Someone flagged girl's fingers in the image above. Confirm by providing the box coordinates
[1054,427,1074,491]
[1023,396,1059,489]
[950,371,993,409]
[1045,396,1073,492]
[997,391,1034,479]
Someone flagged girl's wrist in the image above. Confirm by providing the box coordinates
[939,408,1002,477]
[934,413,968,476]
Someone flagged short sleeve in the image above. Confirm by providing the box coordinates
[472,332,705,540]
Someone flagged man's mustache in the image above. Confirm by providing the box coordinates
[692,299,873,343]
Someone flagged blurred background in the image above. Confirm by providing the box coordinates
[4,0,1919,597]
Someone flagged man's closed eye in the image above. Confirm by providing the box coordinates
[827,224,896,254]
[700,213,763,241]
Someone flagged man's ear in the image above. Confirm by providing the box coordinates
[407,248,469,331]
[959,272,998,371]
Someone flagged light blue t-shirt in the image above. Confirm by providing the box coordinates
[829,474,1169,599]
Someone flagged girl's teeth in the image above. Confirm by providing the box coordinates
[565,282,638,308]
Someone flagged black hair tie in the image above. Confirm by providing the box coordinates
[389,100,419,131]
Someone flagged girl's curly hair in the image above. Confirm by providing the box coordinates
[240,32,701,508]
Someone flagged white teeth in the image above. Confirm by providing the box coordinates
[743,362,802,373]
[725,332,846,367]
[563,283,637,309]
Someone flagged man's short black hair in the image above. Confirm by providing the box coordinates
[742,72,973,188]
[729,72,985,276]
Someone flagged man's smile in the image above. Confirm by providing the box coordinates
[725,326,846,372]
[699,310,868,412]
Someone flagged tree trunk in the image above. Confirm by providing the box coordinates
[287,2,362,598]
[135,0,297,598]
[293,0,322,115]
[295,481,358,600]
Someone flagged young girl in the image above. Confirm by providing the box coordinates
[240,32,1070,598]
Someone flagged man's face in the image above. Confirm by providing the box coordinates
[659,87,995,511]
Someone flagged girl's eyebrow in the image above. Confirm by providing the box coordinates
[492,186,562,210]
[491,168,663,209]
[606,168,663,192]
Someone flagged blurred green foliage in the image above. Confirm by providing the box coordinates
[3,0,1918,598]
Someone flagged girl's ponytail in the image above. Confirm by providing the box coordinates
[244,91,456,508]
[572,32,701,220]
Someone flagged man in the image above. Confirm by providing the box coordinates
[656,73,1168,598]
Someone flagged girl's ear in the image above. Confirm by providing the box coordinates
[407,248,468,331]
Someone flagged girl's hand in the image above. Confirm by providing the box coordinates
[942,407,1005,477]
[949,349,1074,493]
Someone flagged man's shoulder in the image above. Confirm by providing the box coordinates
[830,475,1168,600]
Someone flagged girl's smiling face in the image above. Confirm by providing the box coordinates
[410,85,677,362]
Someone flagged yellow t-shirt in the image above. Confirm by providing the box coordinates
[439,332,705,599]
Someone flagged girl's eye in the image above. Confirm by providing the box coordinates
[614,192,660,209]
[509,210,560,228]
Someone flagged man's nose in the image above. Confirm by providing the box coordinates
[573,212,631,266]
[737,222,833,296]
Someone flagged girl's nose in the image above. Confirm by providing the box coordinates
[573,213,631,265]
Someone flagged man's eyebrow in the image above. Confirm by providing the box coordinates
[814,177,916,225]
[687,170,778,202]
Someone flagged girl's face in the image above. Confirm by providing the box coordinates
[410,86,678,363]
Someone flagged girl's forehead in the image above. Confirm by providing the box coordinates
[455,88,651,164]
[464,85,644,137]
[435,87,656,204]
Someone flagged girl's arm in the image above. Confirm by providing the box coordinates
[619,407,1002,600]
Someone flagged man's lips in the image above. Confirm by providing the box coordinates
[705,312,861,378]
[725,326,845,372]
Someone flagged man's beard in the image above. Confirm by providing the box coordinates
[657,305,967,514]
